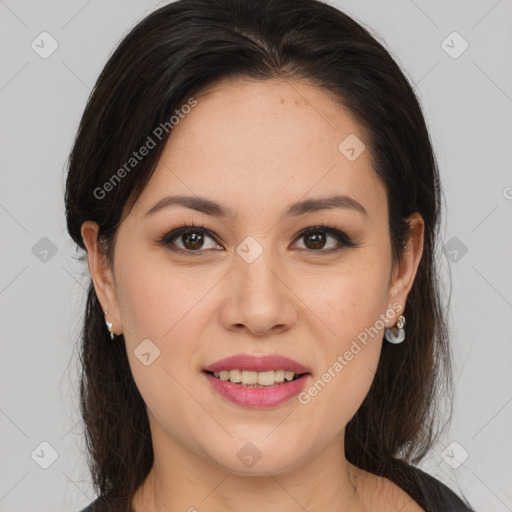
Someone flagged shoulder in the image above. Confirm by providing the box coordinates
[350,464,424,511]
[406,465,475,512]
[348,461,475,512]
[78,497,109,512]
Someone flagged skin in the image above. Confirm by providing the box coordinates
[82,77,425,511]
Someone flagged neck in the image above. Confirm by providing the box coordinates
[132,420,369,512]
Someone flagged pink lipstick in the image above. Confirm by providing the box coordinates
[203,354,311,408]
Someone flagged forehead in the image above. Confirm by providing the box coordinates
[129,77,386,223]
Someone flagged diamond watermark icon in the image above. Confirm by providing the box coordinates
[31,31,59,59]
[237,442,263,468]
[134,338,161,366]
[441,441,469,469]
[441,31,468,59]
[338,134,365,161]
[31,441,59,469]
[444,237,468,263]
[32,237,58,263]
[236,236,263,264]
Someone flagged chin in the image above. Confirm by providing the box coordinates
[205,442,306,477]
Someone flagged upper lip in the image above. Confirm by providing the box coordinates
[203,354,310,374]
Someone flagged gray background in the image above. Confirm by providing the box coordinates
[0,0,511,510]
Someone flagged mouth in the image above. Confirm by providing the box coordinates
[202,369,311,408]
[202,354,312,407]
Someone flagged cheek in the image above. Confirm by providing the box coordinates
[115,251,208,342]
[310,256,390,345]
[115,252,222,393]
[115,260,210,428]
[297,258,389,417]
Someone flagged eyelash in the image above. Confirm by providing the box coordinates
[156,221,359,256]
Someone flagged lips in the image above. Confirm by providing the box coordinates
[202,354,312,408]
[203,354,311,374]
[203,371,311,408]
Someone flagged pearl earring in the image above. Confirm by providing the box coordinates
[104,310,116,341]
[384,315,406,344]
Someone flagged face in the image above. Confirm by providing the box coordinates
[83,77,423,478]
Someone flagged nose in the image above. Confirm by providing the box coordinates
[219,244,298,337]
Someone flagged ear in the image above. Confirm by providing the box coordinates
[386,212,424,323]
[81,220,123,335]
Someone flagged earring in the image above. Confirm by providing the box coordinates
[104,310,117,341]
[384,315,406,344]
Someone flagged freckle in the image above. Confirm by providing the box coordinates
[280,97,284,104]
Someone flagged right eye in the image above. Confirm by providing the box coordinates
[157,222,223,255]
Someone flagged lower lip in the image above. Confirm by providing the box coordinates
[203,372,310,408]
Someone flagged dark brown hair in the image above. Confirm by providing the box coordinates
[65,0,471,510]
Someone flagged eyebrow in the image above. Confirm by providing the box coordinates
[143,193,368,219]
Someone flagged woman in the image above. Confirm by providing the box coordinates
[66,0,475,510]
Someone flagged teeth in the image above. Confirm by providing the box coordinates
[229,369,242,383]
[274,369,285,382]
[284,371,294,381]
[257,370,274,386]
[242,370,259,385]
[211,369,301,386]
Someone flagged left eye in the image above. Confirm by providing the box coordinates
[158,224,355,255]
[294,226,354,251]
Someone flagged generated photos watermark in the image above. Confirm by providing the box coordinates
[298,301,402,405]
[93,97,198,200]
